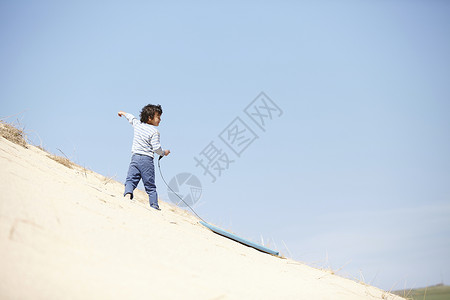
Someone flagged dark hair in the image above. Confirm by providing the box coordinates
[140,104,163,123]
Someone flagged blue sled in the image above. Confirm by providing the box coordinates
[200,221,279,256]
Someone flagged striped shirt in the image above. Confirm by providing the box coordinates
[125,113,164,158]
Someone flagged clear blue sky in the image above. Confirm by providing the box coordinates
[1,0,449,291]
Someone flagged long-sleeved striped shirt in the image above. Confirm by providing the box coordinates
[125,113,164,158]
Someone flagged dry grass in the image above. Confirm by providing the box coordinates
[1,117,84,171]
[0,120,27,148]
[36,145,48,152]
[48,155,74,169]
[34,145,74,169]
[103,175,118,185]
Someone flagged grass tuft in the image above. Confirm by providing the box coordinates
[1,116,81,171]
[48,155,74,169]
[0,120,27,148]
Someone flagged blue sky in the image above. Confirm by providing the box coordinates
[1,0,449,290]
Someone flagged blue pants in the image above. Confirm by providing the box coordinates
[124,154,159,209]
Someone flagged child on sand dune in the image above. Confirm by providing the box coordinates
[118,104,170,210]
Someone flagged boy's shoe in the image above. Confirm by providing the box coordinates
[150,204,161,211]
[124,193,132,200]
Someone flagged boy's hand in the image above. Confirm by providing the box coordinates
[164,149,170,156]
[118,111,126,117]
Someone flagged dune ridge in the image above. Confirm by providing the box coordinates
[0,135,404,299]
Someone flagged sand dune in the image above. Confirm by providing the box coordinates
[0,136,404,299]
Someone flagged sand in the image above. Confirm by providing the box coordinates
[0,136,404,299]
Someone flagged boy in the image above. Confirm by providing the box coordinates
[118,104,170,210]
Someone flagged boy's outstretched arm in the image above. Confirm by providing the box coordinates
[118,111,139,126]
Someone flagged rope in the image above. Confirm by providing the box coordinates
[157,156,206,222]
